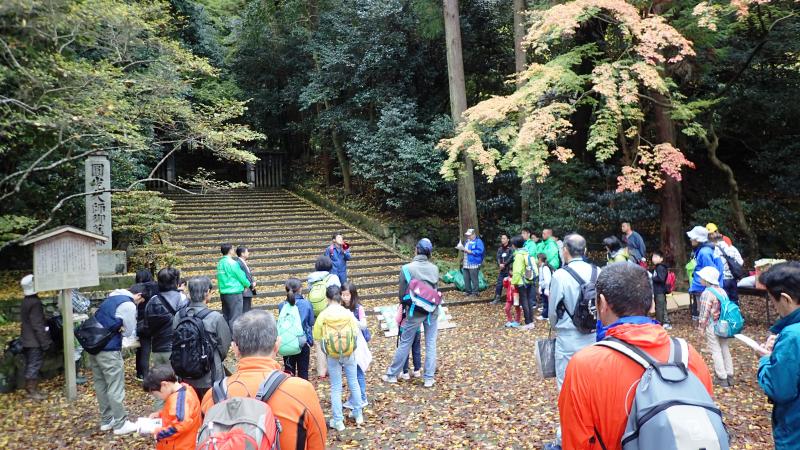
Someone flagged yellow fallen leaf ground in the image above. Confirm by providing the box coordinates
[0,293,776,449]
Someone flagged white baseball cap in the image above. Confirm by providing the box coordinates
[686,226,709,243]
[696,266,721,286]
[20,274,36,296]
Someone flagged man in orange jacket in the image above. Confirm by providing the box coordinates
[200,310,327,450]
[559,262,714,450]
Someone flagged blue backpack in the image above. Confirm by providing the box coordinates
[708,287,744,338]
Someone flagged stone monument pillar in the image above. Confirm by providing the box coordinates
[85,152,127,274]
[85,152,112,249]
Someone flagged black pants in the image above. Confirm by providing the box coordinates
[242,296,252,314]
[284,344,310,380]
[23,347,44,380]
[723,279,739,305]
[540,293,550,320]
[519,285,533,325]
[495,271,508,298]
[221,293,244,328]
[690,293,699,317]
[135,336,151,378]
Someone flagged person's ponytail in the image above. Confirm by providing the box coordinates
[285,278,302,306]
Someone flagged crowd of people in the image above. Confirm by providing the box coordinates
[14,221,800,449]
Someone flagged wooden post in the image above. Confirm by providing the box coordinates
[61,289,77,401]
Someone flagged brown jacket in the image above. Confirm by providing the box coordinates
[20,295,52,349]
[201,356,327,450]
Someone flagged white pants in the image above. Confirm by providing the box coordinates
[705,328,734,379]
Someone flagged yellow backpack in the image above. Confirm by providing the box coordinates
[321,309,358,358]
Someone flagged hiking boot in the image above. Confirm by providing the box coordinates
[423,378,435,388]
[25,380,45,400]
[490,296,501,305]
[714,376,730,388]
[328,419,345,431]
[113,420,138,435]
[381,374,398,384]
[727,376,735,387]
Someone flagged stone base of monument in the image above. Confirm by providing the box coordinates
[374,304,457,337]
[97,249,127,275]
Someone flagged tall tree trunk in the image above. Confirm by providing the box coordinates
[330,128,352,195]
[703,127,759,257]
[320,142,333,187]
[653,94,687,285]
[443,0,479,236]
[513,0,532,224]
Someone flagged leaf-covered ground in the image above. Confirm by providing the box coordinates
[0,294,776,449]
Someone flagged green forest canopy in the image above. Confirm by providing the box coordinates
[1,0,799,266]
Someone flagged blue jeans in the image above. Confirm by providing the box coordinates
[387,309,439,380]
[527,283,537,308]
[347,366,367,406]
[402,328,422,373]
[327,355,361,423]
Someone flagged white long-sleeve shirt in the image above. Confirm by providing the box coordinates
[539,264,553,296]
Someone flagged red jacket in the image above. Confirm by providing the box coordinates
[559,323,713,450]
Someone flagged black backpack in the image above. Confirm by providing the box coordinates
[170,308,215,379]
[720,250,746,281]
[558,264,598,334]
[75,315,122,355]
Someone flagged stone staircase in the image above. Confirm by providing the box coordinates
[165,189,455,311]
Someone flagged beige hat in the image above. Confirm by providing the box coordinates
[696,266,721,286]
[20,274,36,296]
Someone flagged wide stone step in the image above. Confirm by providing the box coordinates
[173,217,340,227]
[178,246,398,267]
[172,212,334,221]
[173,203,305,212]
[176,240,379,254]
[172,230,346,241]
[172,222,343,234]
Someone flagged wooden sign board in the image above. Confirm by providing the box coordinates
[22,226,107,292]
[22,226,107,402]
[374,304,456,337]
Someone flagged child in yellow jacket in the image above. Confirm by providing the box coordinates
[510,235,535,329]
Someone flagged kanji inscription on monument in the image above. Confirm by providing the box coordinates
[85,152,111,249]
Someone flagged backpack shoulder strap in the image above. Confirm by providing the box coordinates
[195,308,213,321]
[595,337,655,370]
[589,265,598,283]
[211,376,228,404]
[255,370,289,402]
[668,337,689,367]
[157,294,177,315]
[708,287,728,303]
[402,266,412,283]
[562,265,586,286]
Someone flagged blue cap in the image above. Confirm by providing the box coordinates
[417,238,433,252]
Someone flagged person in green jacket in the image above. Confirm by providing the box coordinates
[511,236,535,330]
[217,243,252,328]
[540,228,561,270]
